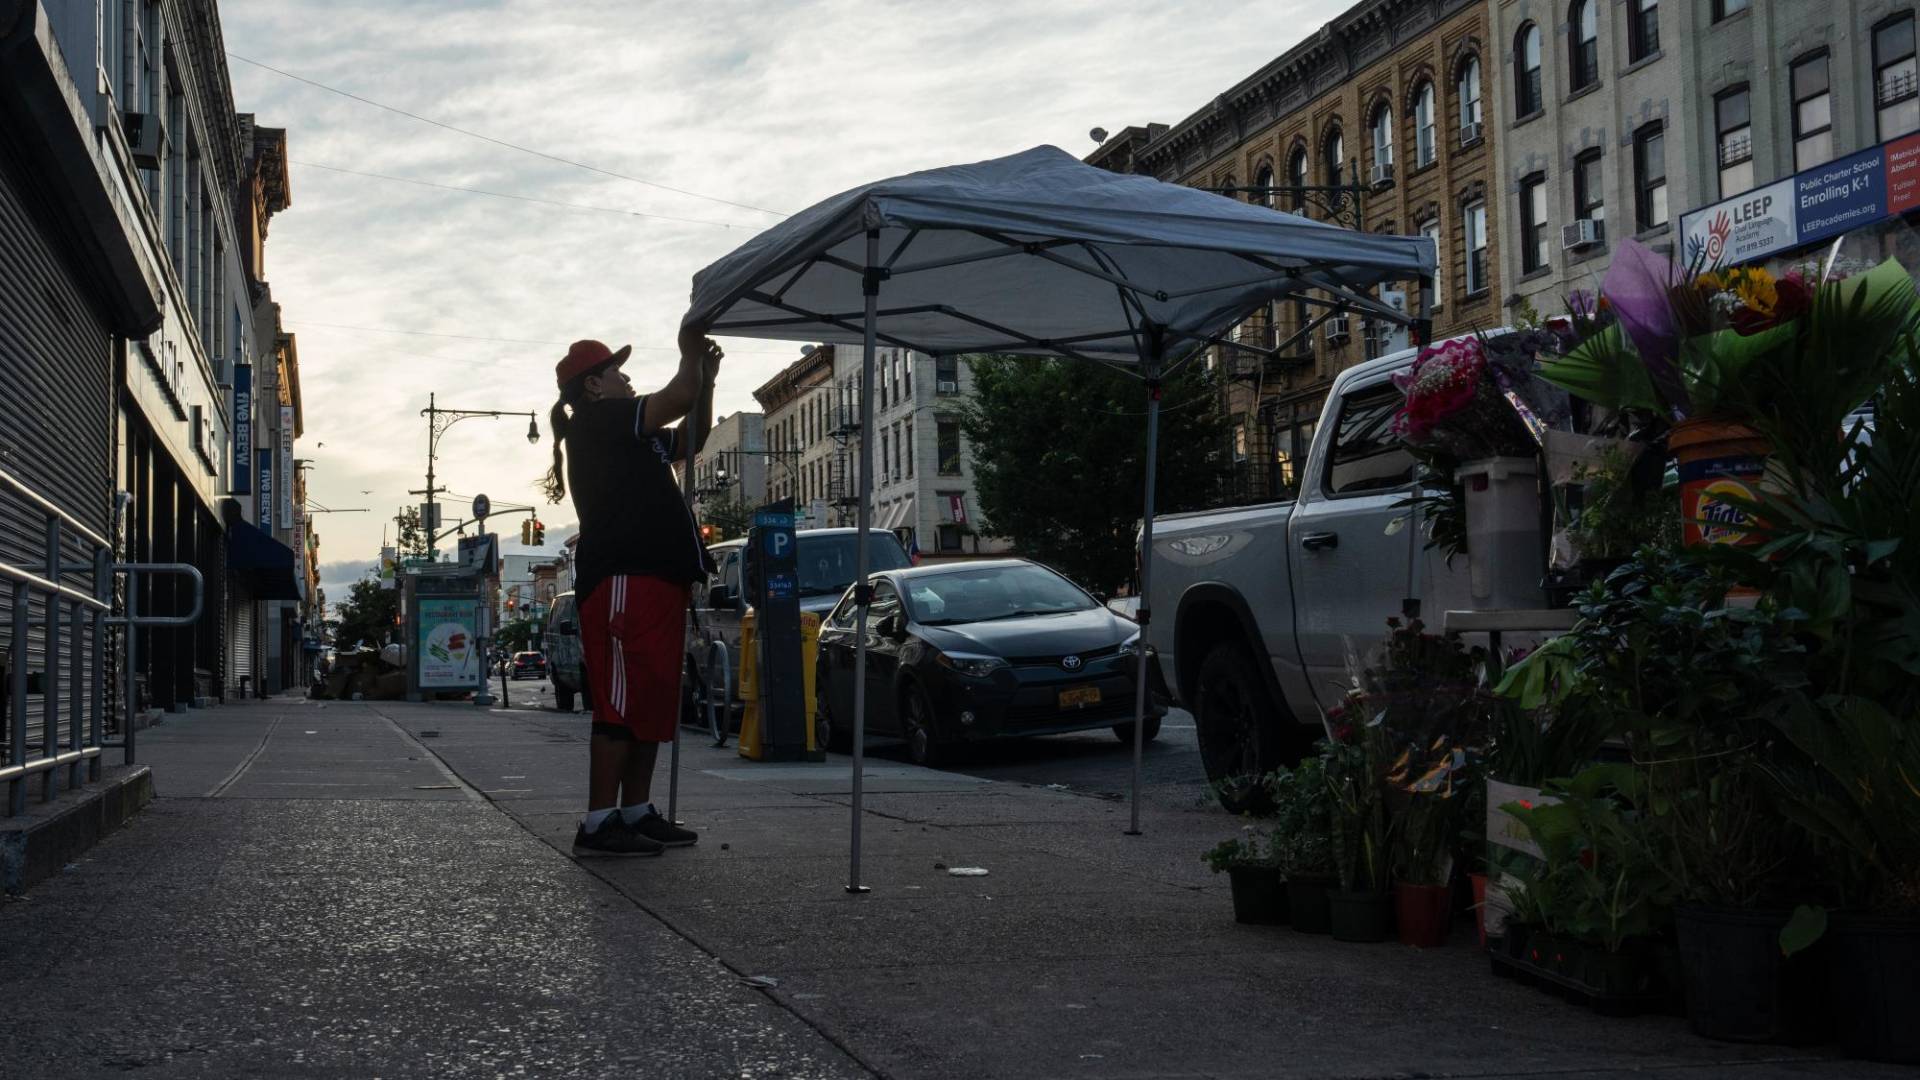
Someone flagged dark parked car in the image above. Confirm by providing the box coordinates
[814,559,1166,766]
[510,650,547,680]
[543,593,588,712]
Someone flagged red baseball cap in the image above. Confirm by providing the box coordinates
[556,339,631,388]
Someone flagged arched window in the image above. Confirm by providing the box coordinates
[1458,53,1483,138]
[1370,100,1394,178]
[1288,146,1309,211]
[1413,81,1436,166]
[1324,126,1345,186]
[1515,23,1543,116]
[1571,0,1599,90]
[1254,162,1275,207]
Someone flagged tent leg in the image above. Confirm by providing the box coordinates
[669,355,708,826]
[1128,341,1164,837]
[848,229,881,895]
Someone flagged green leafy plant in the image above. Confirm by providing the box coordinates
[1389,738,1472,886]
[1566,445,1679,560]
[1201,824,1279,873]
[1267,756,1335,879]
[1503,764,1678,954]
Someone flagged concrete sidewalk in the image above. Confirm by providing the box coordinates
[0,698,1900,1080]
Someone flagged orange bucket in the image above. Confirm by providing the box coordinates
[1669,419,1770,548]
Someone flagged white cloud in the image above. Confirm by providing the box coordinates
[225,0,1345,564]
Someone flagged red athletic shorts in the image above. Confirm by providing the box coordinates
[581,575,689,742]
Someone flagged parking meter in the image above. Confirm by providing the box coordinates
[745,499,807,760]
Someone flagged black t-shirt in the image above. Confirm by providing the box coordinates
[566,396,711,602]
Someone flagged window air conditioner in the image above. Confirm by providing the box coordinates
[1326,315,1351,344]
[1369,161,1394,188]
[1561,218,1605,250]
[936,380,958,394]
[1459,121,1484,148]
[122,111,161,169]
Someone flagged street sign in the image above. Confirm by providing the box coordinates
[457,533,498,576]
[472,494,490,521]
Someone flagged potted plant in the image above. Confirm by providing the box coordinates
[1388,740,1471,948]
[1202,825,1286,926]
[1324,695,1392,943]
[1269,756,1335,935]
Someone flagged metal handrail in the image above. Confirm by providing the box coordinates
[0,561,110,612]
[0,469,111,551]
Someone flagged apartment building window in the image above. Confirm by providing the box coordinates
[879,429,889,484]
[1464,201,1488,296]
[937,419,962,475]
[1254,163,1275,207]
[1570,0,1599,91]
[903,352,912,398]
[1520,175,1549,274]
[1634,122,1668,232]
[1716,86,1753,197]
[1419,219,1443,309]
[1324,127,1345,185]
[1876,13,1919,140]
[905,418,914,477]
[1370,103,1393,174]
[1515,24,1543,116]
[1457,55,1482,137]
[1288,147,1309,210]
[935,355,959,393]
[1793,51,1834,169]
[1712,0,1748,20]
[1629,1,1659,62]
[1414,82,1436,166]
[1574,149,1605,234]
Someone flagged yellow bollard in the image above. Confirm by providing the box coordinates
[801,612,823,762]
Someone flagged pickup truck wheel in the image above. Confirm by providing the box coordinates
[1195,642,1281,815]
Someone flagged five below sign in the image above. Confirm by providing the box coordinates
[1681,131,1920,267]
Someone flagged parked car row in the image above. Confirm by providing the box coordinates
[541,527,1167,765]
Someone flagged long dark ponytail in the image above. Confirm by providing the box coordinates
[539,359,618,503]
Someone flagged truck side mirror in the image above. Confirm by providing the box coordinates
[708,584,734,609]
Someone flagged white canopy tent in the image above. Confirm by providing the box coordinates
[681,145,1436,891]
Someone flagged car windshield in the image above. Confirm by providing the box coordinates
[902,563,1097,625]
[796,533,910,597]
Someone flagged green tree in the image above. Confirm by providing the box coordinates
[496,616,542,653]
[701,491,755,541]
[333,577,401,651]
[395,507,432,560]
[961,354,1228,596]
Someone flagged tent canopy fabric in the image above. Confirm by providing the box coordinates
[226,517,300,602]
[684,146,1435,366]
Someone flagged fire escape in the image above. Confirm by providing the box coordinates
[826,376,862,526]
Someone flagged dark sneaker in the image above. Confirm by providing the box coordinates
[633,811,698,847]
[571,817,663,858]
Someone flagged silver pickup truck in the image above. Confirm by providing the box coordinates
[1144,339,1496,811]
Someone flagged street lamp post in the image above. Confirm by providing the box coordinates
[413,392,540,558]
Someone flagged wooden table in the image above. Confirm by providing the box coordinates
[1441,608,1579,653]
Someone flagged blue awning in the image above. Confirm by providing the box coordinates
[227,516,300,601]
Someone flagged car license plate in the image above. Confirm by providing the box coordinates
[1059,686,1101,709]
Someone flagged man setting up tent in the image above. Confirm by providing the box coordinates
[540,328,722,857]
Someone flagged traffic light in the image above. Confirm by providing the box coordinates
[532,519,545,545]
[700,524,713,541]
[520,519,532,545]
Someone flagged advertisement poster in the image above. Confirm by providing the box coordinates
[379,546,396,590]
[417,597,478,688]
[257,448,274,525]
[232,363,252,495]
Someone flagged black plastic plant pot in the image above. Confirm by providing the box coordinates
[1226,866,1288,925]
[1828,912,1920,1064]
[1287,877,1333,935]
[1328,889,1392,943]
[1526,929,1577,978]
[1675,907,1834,1045]
[1581,946,1642,998]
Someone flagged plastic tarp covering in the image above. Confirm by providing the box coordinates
[684,145,1435,362]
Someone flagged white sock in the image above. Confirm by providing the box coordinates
[620,802,655,824]
[584,807,617,831]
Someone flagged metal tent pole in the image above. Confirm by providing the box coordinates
[668,348,709,825]
[848,229,881,895]
[1127,326,1166,837]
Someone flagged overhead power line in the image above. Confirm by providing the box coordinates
[290,160,747,228]
[228,52,790,218]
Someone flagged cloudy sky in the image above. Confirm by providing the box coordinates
[220,0,1343,601]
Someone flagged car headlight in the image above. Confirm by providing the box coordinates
[936,651,1008,678]
[1119,631,1141,652]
